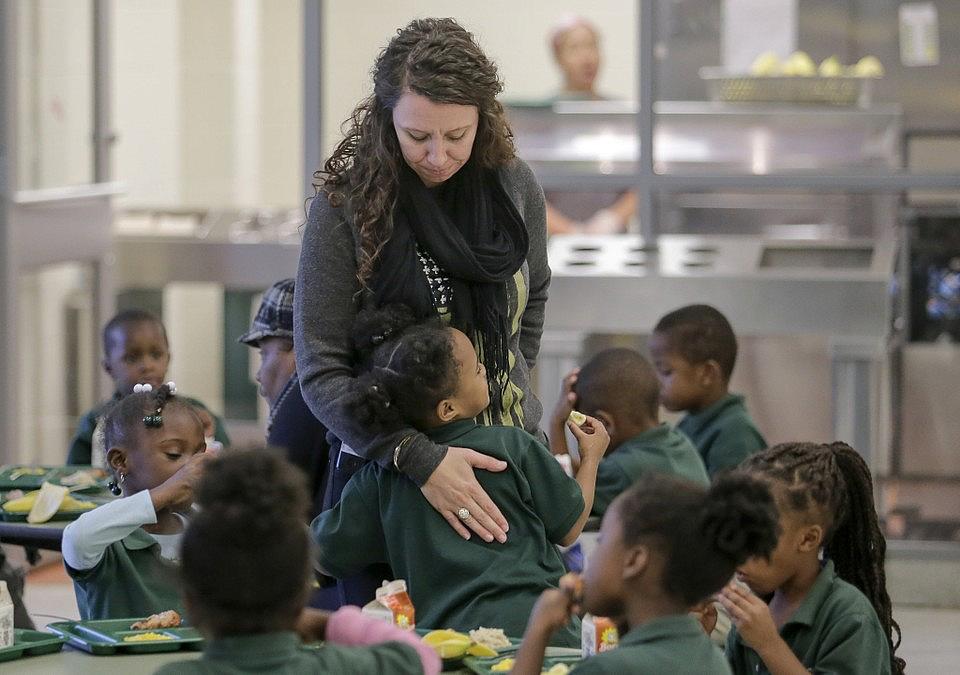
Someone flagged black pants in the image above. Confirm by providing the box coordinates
[311,443,393,610]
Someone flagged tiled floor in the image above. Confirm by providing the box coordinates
[15,554,960,673]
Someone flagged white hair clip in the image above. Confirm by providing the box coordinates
[165,381,177,394]
[133,383,153,394]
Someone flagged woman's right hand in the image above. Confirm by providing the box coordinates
[420,446,509,543]
[568,415,609,465]
[150,451,215,512]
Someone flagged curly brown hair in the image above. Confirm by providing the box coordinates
[314,18,516,289]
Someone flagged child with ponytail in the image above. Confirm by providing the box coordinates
[720,442,905,675]
[62,383,213,620]
[512,473,780,674]
[155,450,439,675]
[311,305,609,645]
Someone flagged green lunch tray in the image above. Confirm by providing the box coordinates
[46,619,204,655]
[0,629,66,663]
[0,493,111,522]
[415,628,521,671]
[464,652,582,675]
[0,465,109,491]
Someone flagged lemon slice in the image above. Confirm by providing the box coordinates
[422,629,469,645]
[491,657,515,672]
[27,482,70,523]
[567,410,587,426]
[433,638,471,659]
[3,490,39,513]
[466,643,498,657]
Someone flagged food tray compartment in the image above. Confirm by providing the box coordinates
[47,618,203,655]
[464,652,582,674]
[0,629,66,662]
[0,465,108,491]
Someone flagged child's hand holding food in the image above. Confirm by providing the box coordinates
[568,414,609,464]
[529,573,583,634]
[151,451,215,512]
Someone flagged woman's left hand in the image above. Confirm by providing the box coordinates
[420,446,509,543]
[718,582,778,648]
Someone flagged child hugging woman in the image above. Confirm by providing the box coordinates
[62,383,213,620]
[311,305,609,645]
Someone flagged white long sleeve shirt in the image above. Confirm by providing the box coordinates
[61,489,182,571]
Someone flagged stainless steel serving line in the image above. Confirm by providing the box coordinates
[538,233,897,470]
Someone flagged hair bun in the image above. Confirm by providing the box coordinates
[352,304,419,360]
[701,473,779,563]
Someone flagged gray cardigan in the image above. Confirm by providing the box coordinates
[294,158,551,486]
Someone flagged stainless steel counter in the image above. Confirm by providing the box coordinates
[538,233,896,470]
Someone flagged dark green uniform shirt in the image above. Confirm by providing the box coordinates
[154,631,424,675]
[573,615,731,674]
[676,394,766,476]
[592,424,709,516]
[67,392,231,465]
[65,528,183,620]
[726,560,892,675]
[312,420,584,647]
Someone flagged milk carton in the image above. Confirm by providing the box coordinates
[0,581,14,648]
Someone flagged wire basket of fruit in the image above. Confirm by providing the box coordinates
[699,52,883,107]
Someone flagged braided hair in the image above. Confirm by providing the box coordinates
[742,442,905,675]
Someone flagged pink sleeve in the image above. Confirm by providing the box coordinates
[325,605,441,675]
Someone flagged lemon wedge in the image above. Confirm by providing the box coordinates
[466,643,498,657]
[421,629,471,659]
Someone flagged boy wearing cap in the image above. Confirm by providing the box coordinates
[239,279,329,518]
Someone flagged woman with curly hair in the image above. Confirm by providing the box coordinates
[294,18,551,606]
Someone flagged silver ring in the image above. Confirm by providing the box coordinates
[457,507,471,521]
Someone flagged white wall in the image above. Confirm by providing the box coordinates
[15,0,94,191]
[164,284,226,417]
[321,1,637,159]
[17,264,96,464]
[112,0,182,207]
[112,0,302,210]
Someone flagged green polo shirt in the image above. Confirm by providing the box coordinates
[65,528,184,620]
[726,560,891,675]
[676,394,766,476]
[592,424,709,516]
[67,392,231,465]
[154,631,423,675]
[312,420,584,647]
[573,615,731,674]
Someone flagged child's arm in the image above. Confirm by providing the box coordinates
[321,606,441,675]
[719,583,809,675]
[61,490,158,571]
[548,369,580,456]
[559,417,609,546]
[311,474,387,578]
[512,575,581,675]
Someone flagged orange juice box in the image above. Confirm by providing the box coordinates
[365,579,415,630]
[581,613,618,656]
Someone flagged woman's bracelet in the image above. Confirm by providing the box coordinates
[392,434,416,471]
